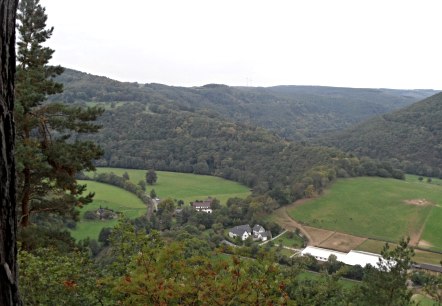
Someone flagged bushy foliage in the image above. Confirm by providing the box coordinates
[19,248,102,305]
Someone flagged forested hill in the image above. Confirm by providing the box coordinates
[51,69,437,140]
[323,92,442,177]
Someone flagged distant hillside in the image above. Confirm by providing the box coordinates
[324,92,442,177]
[51,69,437,140]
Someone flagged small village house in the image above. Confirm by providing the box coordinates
[191,198,213,213]
[229,224,270,242]
[228,225,252,241]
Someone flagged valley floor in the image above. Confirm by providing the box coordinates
[269,198,442,265]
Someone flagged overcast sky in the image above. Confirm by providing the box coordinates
[40,0,441,89]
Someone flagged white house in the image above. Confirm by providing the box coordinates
[228,225,252,241]
[253,224,265,235]
[252,224,271,241]
[256,231,271,241]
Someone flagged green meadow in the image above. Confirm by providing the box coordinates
[289,177,442,250]
[271,231,304,248]
[71,180,146,241]
[91,167,251,205]
[419,206,442,252]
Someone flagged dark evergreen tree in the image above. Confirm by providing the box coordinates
[0,0,20,304]
[146,169,157,185]
[15,0,104,231]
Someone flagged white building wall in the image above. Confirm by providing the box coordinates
[301,246,387,269]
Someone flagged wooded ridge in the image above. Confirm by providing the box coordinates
[51,68,437,141]
[323,92,442,178]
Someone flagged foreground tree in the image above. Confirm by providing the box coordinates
[15,0,103,231]
[0,0,20,304]
[359,237,414,306]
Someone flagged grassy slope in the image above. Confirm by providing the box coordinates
[92,167,251,204]
[71,180,146,241]
[289,177,441,245]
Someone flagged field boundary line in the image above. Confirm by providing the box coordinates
[413,205,435,247]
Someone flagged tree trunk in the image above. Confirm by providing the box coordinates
[0,0,20,305]
[19,167,30,227]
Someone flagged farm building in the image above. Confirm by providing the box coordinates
[344,250,384,267]
[191,198,213,213]
[301,246,347,262]
[301,246,387,269]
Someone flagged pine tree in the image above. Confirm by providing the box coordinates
[15,0,104,232]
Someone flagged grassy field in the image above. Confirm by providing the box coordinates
[272,231,304,248]
[91,167,251,205]
[289,177,442,249]
[419,206,442,252]
[70,180,147,241]
[406,174,442,186]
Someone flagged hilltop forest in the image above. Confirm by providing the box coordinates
[52,69,436,141]
[324,92,442,178]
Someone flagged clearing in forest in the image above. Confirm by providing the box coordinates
[91,167,251,205]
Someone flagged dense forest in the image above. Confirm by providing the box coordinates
[324,92,442,177]
[50,68,436,140]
